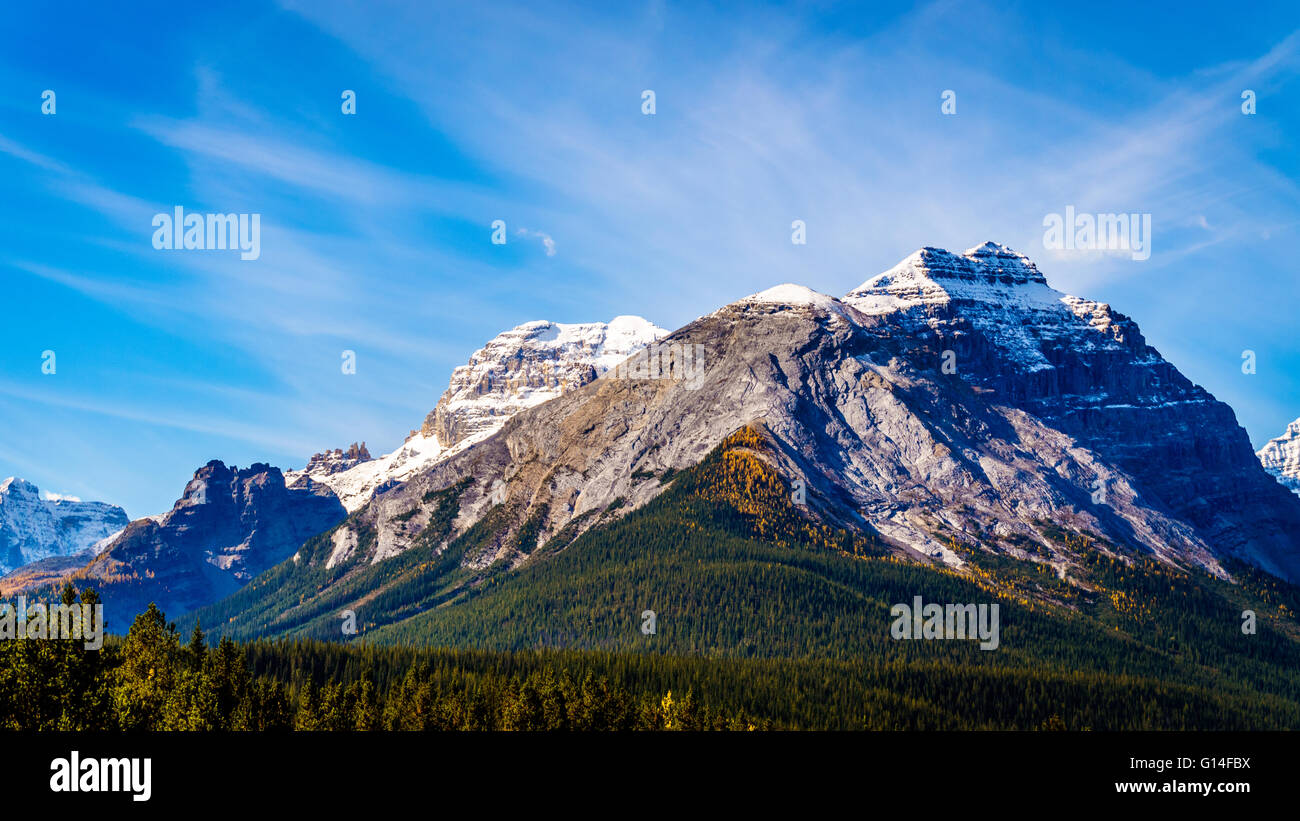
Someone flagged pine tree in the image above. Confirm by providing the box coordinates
[295,680,321,731]
[187,621,207,673]
[112,603,181,731]
[211,636,250,729]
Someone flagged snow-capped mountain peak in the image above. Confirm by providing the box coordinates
[732,284,861,327]
[0,477,36,495]
[0,478,129,575]
[289,315,669,511]
[846,243,1056,313]
[421,315,668,453]
[742,283,836,306]
[843,242,1135,373]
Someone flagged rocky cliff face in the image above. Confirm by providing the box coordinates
[1258,418,1300,494]
[289,316,667,512]
[0,478,128,575]
[8,462,346,627]
[295,244,1300,593]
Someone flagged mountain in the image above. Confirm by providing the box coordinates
[0,478,128,575]
[842,242,1300,583]
[1258,418,1300,494]
[197,242,1300,645]
[286,316,668,512]
[4,462,345,628]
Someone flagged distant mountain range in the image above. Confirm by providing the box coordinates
[9,243,1300,643]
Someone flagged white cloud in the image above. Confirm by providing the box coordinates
[516,227,556,256]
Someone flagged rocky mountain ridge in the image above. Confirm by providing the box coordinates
[16,243,1300,636]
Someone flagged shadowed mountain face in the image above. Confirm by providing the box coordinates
[205,245,1300,645]
[844,242,1300,582]
[5,461,345,628]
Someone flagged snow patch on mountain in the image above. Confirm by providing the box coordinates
[1258,418,1300,494]
[737,284,860,324]
[743,283,837,308]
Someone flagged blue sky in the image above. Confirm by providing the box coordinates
[2,0,1299,516]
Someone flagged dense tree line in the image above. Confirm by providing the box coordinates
[0,586,765,731]
[4,586,1299,730]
